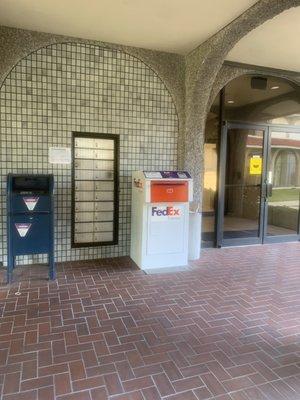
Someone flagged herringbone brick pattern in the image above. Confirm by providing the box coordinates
[0,243,299,399]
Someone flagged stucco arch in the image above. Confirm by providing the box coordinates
[185,0,300,202]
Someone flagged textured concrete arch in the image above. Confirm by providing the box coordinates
[185,0,300,202]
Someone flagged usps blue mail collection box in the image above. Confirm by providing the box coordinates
[6,174,55,283]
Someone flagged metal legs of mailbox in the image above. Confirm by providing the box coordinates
[7,255,15,284]
[49,252,55,281]
[6,254,56,284]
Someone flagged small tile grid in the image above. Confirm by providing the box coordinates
[0,43,178,265]
[0,243,299,399]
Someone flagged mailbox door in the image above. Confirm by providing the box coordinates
[151,181,188,203]
[10,195,51,213]
[11,214,51,255]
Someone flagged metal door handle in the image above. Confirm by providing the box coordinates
[266,183,273,198]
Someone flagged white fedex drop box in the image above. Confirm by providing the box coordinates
[130,171,193,270]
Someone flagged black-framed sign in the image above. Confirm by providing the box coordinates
[71,132,119,247]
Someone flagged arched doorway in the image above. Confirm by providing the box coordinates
[202,73,300,247]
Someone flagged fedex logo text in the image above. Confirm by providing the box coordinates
[152,206,181,217]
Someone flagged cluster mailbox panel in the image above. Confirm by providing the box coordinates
[72,133,119,247]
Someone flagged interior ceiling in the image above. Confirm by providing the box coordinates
[227,7,300,72]
[1,1,300,72]
[225,75,294,108]
[223,75,300,125]
[0,0,258,54]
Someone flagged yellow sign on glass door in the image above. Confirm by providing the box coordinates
[249,156,262,175]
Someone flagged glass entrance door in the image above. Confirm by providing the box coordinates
[218,123,267,246]
[264,129,300,242]
[218,123,300,246]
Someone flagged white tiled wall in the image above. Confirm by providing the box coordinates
[0,43,178,264]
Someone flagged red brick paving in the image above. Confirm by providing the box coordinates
[0,243,300,399]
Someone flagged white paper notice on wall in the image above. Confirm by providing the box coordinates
[49,147,71,164]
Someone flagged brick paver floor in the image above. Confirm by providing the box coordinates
[0,242,299,399]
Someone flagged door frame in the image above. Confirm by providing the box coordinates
[216,121,300,247]
[216,121,268,247]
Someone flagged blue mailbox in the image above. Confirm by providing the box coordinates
[6,174,55,283]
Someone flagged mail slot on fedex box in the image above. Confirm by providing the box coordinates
[130,171,193,271]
